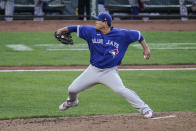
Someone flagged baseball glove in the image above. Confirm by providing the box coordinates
[54,31,73,45]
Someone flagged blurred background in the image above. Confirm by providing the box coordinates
[0,0,196,21]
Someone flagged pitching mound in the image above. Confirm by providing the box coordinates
[0,112,195,131]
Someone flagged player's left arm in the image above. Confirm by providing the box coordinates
[56,26,78,34]
[56,27,69,34]
[56,25,91,41]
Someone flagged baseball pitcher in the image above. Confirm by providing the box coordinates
[56,13,153,118]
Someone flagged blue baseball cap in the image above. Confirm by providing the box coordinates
[93,13,112,25]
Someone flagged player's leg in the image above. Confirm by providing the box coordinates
[67,65,98,102]
[59,65,98,110]
[34,0,44,21]
[85,0,91,20]
[78,0,85,20]
[5,0,14,21]
[99,67,153,118]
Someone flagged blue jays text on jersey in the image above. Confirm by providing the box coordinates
[68,25,144,69]
[92,38,119,49]
[106,40,119,49]
[92,38,103,44]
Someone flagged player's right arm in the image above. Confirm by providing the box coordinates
[125,30,150,60]
[140,39,150,60]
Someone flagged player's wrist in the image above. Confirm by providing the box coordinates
[57,27,69,34]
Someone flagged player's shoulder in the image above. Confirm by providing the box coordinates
[114,28,139,33]
[80,25,96,30]
[119,28,141,36]
[112,27,138,35]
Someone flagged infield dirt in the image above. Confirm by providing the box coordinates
[0,20,196,32]
[0,112,195,131]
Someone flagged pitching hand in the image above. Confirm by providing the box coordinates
[143,48,150,60]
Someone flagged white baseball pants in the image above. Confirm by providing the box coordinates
[66,64,152,114]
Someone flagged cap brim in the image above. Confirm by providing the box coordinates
[92,16,99,20]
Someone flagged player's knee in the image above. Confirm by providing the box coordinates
[68,85,78,94]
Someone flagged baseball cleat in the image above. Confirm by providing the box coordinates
[59,100,79,111]
[144,110,153,118]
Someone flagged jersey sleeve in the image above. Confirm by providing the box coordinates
[77,25,93,41]
[125,30,144,44]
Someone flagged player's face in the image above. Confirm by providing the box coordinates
[95,20,107,30]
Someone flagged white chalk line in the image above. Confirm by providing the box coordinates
[132,43,196,50]
[47,48,88,51]
[120,68,196,71]
[5,43,196,51]
[0,68,196,72]
[0,69,84,72]
[151,115,176,120]
[7,44,33,51]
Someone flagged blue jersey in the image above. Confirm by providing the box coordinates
[77,25,143,69]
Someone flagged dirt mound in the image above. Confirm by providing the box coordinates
[0,112,195,131]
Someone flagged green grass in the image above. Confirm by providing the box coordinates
[0,32,196,66]
[0,70,195,119]
[0,31,195,120]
